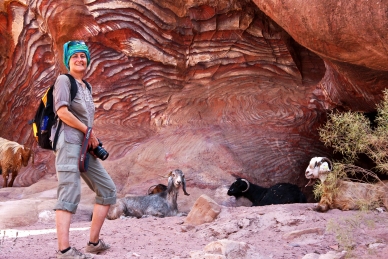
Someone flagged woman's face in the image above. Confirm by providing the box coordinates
[69,52,88,73]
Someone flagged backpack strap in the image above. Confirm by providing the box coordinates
[52,74,91,150]
[83,79,91,92]
[65,73,80,100]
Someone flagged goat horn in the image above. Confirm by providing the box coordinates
[241,178,250,192]
[320,157,333,170]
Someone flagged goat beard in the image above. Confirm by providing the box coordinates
[305,178,317,187]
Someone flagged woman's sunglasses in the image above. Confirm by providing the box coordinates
[68,41,86,47]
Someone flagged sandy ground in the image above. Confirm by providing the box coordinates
[1,176,388,259]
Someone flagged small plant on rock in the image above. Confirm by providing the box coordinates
[326,213,376,257]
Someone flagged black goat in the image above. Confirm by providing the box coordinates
[227,178,307,206]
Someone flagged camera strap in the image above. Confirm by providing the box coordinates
[79,127,92,172]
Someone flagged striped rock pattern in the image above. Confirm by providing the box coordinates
[3,0,382,193]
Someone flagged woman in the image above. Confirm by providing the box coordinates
[52,40,116,259]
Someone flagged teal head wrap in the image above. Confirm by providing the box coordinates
[63,41,91,70]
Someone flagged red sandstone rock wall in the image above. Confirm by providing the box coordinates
[2,0,384,194]
[254,0,388,111]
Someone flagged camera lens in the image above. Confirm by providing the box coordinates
[94,146,109,160]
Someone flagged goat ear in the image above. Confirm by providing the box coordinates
[182,177,190,196]
[24,147,32,158]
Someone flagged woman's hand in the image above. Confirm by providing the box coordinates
[57,106,88,133]
[88,130,99,151]
[57,106,99,151]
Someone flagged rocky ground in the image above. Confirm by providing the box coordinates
[1,175,388,259]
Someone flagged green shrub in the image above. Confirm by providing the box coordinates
[319,89,388,175]
[313,89,388,202]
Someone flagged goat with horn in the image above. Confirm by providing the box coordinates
[107,169,189,219]
[305,157,388,212]
[227,178,306,206]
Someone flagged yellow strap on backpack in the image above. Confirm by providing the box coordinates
[32,88,49,142]
[42,88,49,107]
[32,122,38,140]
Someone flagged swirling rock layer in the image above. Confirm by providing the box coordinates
[2,0,385,196]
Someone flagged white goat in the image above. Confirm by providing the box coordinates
[107,169,190,219]
[0,137,33,188]
[305,157,388,212]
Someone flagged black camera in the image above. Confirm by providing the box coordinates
[91,139,109,160]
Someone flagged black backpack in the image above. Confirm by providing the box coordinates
[30,74,91,150]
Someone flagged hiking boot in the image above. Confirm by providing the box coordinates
[85,239,110,254]
[56,247,93,259]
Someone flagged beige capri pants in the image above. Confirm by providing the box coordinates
[53,132,116,213]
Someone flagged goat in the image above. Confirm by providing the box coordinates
[0,137,33,188]
[147,184,167,195]
[107,169,190,219]
[305,157,388,212]
[227,178,307,206]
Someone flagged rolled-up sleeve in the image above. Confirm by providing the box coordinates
[54,75,71,112]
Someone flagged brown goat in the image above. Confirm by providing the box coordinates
[305,157,388,212]
[0,137,32,188]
